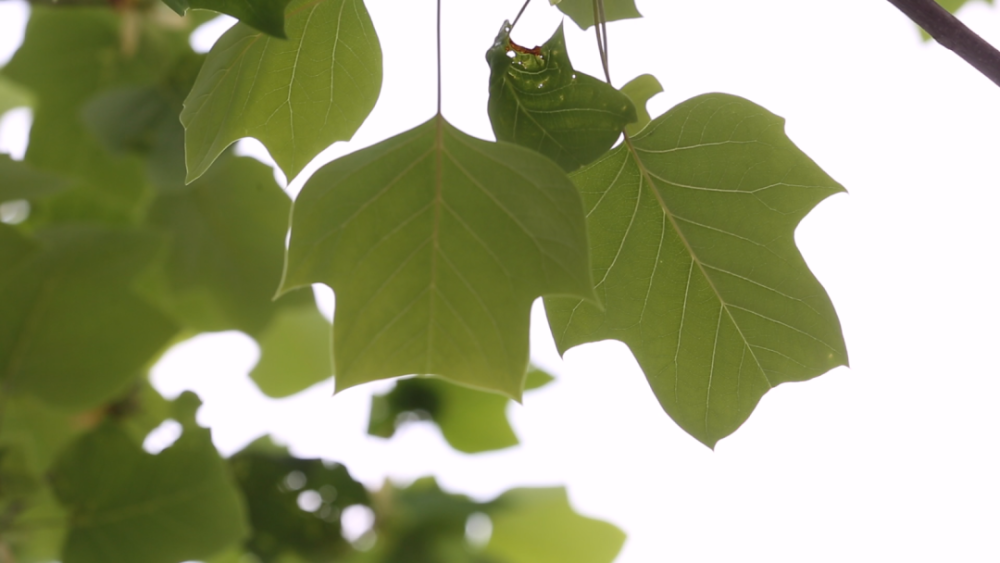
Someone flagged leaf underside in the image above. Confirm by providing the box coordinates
[282,116,593,399]
[487,22,636,172]
[181,0,382,183]
[545,94,848,447]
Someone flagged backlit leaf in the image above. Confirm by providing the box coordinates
[250,303,333,398]
[0,226,178,411]
[619,74,662,136]
[50,423,248,563]
[161,0,294,39]
[552,0,642,30]
[181,0,382,183]
[487,22,636,172]
[545,94,848,447]
[281,116,594,399]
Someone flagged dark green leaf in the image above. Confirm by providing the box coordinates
[0,226,178,411]
[181,0,382,182]
[281,116,594,399]
[545,94,848,447]
[50,423,248,563]
[145,154,310,334]
[487,22,636,172]
[250,304,333,398]
[619,74,662,136]
[0,154,70,203]
[484,487,625,563]
[162,0,294,39]
[551,0,642,30]
[368,367,554,454]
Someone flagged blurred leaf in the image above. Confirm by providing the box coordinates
[6,486,68,563]
[229,440,368,563]
[619,74,662,136]
[0,226,178,411]
[0,74,33,115]
[0,154,70,203]
[250,304,333,398]
[281,116,593,399]
[552,0,641,30]
[487,23,636,171]
[145,154,310,334]
[181,0,382,182]
[0,395,80,474]
[368,367,554,454]
[161,0,294,38]
[484,487,625,563]
[50,423,248,563]
[545,94,848,447]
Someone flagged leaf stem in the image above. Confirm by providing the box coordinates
[437,0,443,115]
[510,0,532,32]
[592,0,611,83]
[886,0,1000,87]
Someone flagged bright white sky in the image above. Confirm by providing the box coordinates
[2,1,999,561]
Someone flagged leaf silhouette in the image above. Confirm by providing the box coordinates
[545,94,848,447]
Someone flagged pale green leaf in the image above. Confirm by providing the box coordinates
[250,303,333,397]
[181,0,382,182]
[51,423,248,563]
[553,0,642,30]
[487,22,636,172]
[0,227,178,411]
[0,74,33,116]
[162,0,293,38]
[0,154,70,203]
[545,94,848,447]
[282,116,593,399]
[484,487,625,563]
[619,74,662,136]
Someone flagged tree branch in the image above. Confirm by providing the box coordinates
[886,0,1000,87]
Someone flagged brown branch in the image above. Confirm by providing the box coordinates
[886,0,1000,87]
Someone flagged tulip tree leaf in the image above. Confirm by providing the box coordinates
[619,74,663,136]
[487,22,636,172]
[552,0,642,30]
[545,94,848,448]
[0,226,178,411]
[281,116,594,399]
[160,0,294,39]
[367,366,554,453]
[50,423,248,563]
[181,0,382,183]
[145,154,311,335]
[0,154,70,202]
[250,304,333,398]
[484,487,626,563]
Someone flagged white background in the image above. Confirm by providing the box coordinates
[2,0,999,561]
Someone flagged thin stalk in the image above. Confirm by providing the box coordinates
[510,0,532,32]
[436,0,442,115]
[592,0,611,83]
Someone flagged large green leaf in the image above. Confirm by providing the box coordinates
[619,74,662,136]
[487,22,636,172]
[0,226,178,411]
[484,487,625,563]
[545,94,848,447]
[250,303,333,398]
[161,0,294,39]
[281,116,594,399]
[181,0,382,183]
[550,0,642,30]
[50,423,248,563]
[368,367,554,454]
[145,154,310,334]
[0,154,70,203]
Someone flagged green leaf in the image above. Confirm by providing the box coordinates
[0,226,179,411]
[229,441,368,562]
[0,154,71,203]
[145,154,310,334]
[0,74,33,116]
[281,116,594,399]
[250,303,333,398]
[619,74,662,136]
[368,367,554,453]
[50,423,248,563]
[484,487,625,563]
[181,0,383,183]
[545,94,848,447]
[161,0,294,39]
[487,22,636,172]
[552,0,642,30]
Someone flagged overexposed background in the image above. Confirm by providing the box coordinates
[2,0,999,561]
